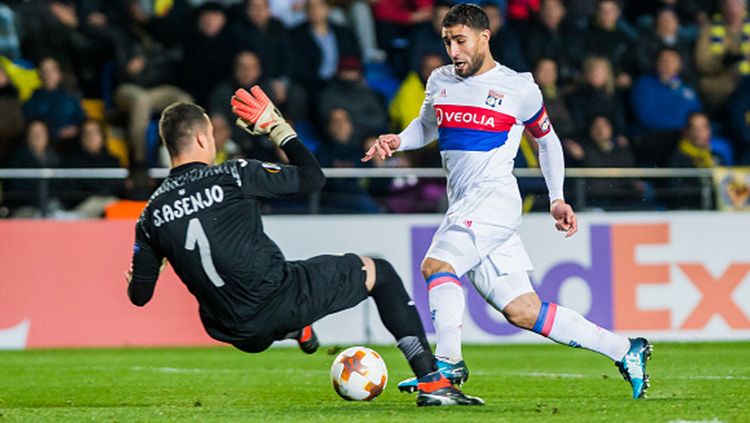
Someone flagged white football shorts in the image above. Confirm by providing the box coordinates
[424,182,535,309]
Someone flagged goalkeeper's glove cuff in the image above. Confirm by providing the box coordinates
[235,117,296,147]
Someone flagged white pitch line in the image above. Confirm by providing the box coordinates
[509,372,750,381]
[128,366,331,376]
[679,375,750,381]
[130,366,236,374]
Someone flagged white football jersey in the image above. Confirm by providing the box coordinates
[418,62,550,209]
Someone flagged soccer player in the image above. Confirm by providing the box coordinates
[125,86,483,406]
[362,4,652,399]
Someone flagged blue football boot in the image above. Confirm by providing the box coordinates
[615,337,652,399]
[398,359,470,393]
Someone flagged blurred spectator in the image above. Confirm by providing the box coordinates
[229,0,293,100]
[581,0,634,84]
[269,0,307,28]
[726,76,750,164]
[22,57,86,148]
[123,0,193,48]
[484,2,528,71]
[565,0,597,29]
[695,0,750,111]
[0,4,21,60]
[569,115,644,210]
[180,2,235,105]
[114,7,193,166]
[317,56,388,143]
[190,0,245,7]
[316,108,380,213]
[209,52,268,139]
[533,57,576,138]
[631,8,696,85]
[6,120,61,213]
[13,2,78,70]
[624,0,712,30]
[208,52,280,162]
[209,113,241,164]
[288,0,361,95]
[569,56,627,136]
[670,112,722,167]
[390,53,444,132]
[0,66,24,165]
[668,112,720,209]
[12,1,120,98]
[408,1,451,74]
[65,1,123,98]
[62,119,121,216]
[372,0,433,76]
[631,48,702,132]
[523,0,580,82]
[329,0,384,63]
[362,135,446,213]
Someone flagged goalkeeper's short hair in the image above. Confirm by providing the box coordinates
[159,102,208,157]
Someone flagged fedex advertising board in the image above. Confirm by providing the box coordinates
[0,213,748,348]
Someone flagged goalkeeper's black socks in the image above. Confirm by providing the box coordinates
[370,259,436,378]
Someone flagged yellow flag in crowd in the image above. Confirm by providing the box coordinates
[0,55,41,102]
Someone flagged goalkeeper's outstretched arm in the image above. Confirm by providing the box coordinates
[232,86,325,195]
[278,137,325,194]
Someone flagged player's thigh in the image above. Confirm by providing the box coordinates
[281,253,369,330]
[467,234,535,311]
[424,226,482,278]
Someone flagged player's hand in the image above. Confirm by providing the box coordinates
[550,199,578,238]
[362,134,401,162]
[125,262,133,285]
[231,86,297,147]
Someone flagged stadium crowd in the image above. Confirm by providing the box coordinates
[0,0,748,216]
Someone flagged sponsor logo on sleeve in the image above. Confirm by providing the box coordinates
[261,162,282,173]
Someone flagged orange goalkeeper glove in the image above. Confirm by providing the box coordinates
[231,85,297,147]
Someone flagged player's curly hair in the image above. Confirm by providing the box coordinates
[442,3,490,31]
[159,102,209,157]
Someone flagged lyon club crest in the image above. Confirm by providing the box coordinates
[485,90,504,108]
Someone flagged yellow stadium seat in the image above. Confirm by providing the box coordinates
[81,99,106,120]
[107,135,130,168]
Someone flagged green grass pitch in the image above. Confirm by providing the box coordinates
[1,342,748,422]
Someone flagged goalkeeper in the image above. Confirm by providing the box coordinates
[125,86,483,406]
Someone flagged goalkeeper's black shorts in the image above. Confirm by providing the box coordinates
[230,253,369,353]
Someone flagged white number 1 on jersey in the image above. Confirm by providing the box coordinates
[185,218,226,287]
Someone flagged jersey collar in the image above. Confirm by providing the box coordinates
[169,161,208,176]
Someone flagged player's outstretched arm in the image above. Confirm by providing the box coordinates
[127,225,164,306]
[232,86,325,195]
[361,115,439,162]
[550,199,578,238]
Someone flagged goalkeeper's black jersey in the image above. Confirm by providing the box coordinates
[129,158,305,340]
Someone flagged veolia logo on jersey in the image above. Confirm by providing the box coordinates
[435,107,496,128]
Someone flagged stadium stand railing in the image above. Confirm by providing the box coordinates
[0,167,716,215]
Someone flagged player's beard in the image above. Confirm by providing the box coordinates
[455,51,485,77]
